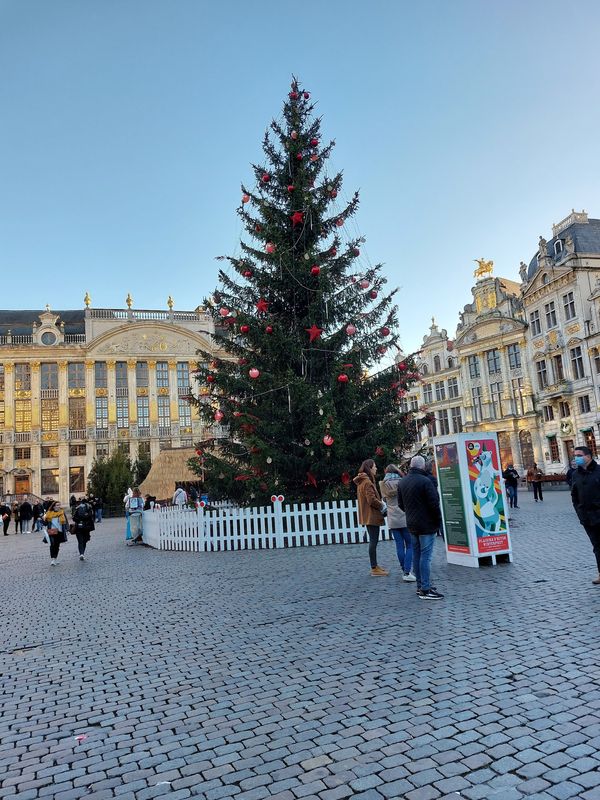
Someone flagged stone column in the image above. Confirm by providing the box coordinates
[84,360,95,430]
[106,360,117,443]
[168,360,180,443]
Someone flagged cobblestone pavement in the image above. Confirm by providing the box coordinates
[1,490,600,800]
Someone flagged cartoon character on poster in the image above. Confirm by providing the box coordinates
[466,440,507,537]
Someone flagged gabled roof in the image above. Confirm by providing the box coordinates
[0,310,85,336]
[527,218,600,280]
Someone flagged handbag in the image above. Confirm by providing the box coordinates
[61,522,70,543]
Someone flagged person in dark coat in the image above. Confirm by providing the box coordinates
[566,458,577,488]
[398,455,444,600]
[502,464,520,508]
[1,503,11,536]
[72,498,95,561]
[32,501,44,531]
[19,499,33,533]
[11,502,21,534]
[571,446,600,585]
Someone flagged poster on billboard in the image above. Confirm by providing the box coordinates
[434,441,470,554]
[464,437,510,555]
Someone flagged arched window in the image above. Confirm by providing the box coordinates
[421,364,428,375]
[542,273,549,285]
[433,355,441,372]
[448,357,454,369]
[554,239,563,255]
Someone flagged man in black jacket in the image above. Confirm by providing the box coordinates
[571,445,600,585]
[398,455,444,600]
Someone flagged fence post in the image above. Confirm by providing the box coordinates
[274,501,284,548]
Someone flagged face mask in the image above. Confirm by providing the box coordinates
[574,456,586,466]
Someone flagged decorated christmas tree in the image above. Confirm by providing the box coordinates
[189,78,422,504]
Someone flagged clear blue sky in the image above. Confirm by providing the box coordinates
[1,0,600,354]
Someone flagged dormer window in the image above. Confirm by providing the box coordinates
[433,355,441,372]
[41,331,57,345]
[542,273,549,285]
[421,364,428,375]
[448,357,454,369]
[554,240,563,255]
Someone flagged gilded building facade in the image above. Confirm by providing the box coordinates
[404,210,600,472]
[0,302,220,502]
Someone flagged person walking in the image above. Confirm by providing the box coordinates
[172,484,188,507]
[353,459,388,576]
[1,502,11,536]
[502,464,520,508]
[32,500,44,532]
[44,501,67,566]
[570,446,600,585]
[72,497,95,561]
[398,455,444,600]
[12,502,21,534]
[94,496,103,523]
[526,463,544,502]
[566,458,577,488]
[20,498,33,533]
[379,464,415,582]
[126,487,145,545]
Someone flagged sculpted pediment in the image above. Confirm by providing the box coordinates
[89,325,211,356]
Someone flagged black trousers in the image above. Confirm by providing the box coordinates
[2,518,9,535]
[366,525,380,568]
[49,536,61,559]
[532,481,543,501]
[75,531,90,555]
[584,524,600,572]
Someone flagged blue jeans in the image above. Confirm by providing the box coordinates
[507,486,518,508]
[411,533,436,592]
[391,528,412,574]
[95,509,103,522]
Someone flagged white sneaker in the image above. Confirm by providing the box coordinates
[79,555,85,561]
[402,573,417,582]
[50,559,57,566]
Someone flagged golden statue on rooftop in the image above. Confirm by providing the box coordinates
[126,293,133,309]
[84,292,91,308]
[473,258,494,280]
[167,295,174,310]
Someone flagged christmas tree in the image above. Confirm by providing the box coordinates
[189,78,422,504]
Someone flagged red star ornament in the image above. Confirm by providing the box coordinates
[291,211,304,227]
[306,324,323,342]
[256,298,269,314]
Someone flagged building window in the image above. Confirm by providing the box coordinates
[96,442,109,459]
[536,360,548,390]
[511,378,525,416]
[177,362,190,391]
[0,400,4,426]
[69,466,85,494]
[490,381,503,418]
[486,349,501,375]
[448,377,459,399]
[95,362,107,388]
[41,398,59,431]
[137,397,150,429]
[468,355,480,379]
[138,441,151,458]
[529,310,541,337]
[438,409,450,435]
[69,397,86,430]
[549,437,560,462]
[579,395,591,413]
[0,364,4,391]
[554,240,563,255]
[563,291,576,321]
[136,361,149,387]
[158,396,171,427]
[421,364,428,375]
[552,354,564,382]
[584,430,598,457]
[179,398,192,429]
[594,350,600,374]
[451,407,463,433]
[433,355,441,372]
[69,444,86,457]
[156,361,169,388]
[41,445,58,459]
[116,396,129,428]
[543,406,555,422]
[507,344,521,369]
[41,363,58,390]
[423,384,433,403]
[15,399,32,432]
[68,362,85,389]
[115,361,128,389]
[95,397,108,429]
[570,346,585,379]
[544,301,557,329]
[117,441,130,455]
[14,363,31,391]
[427,417,437,438]
[15,447,31,460]
[41,468,59,494]
[472,387,483,422]
[434,381,446,402]
[448,357,454,369]
[559,401,570,418]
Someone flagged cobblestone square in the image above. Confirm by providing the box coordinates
[1,491,600,800]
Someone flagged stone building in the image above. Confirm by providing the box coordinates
[0,299,221,502]
[404,210,600,473]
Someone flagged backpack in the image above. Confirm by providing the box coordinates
[74,503,94,526]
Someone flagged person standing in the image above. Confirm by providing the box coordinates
[20,498,33,533]
[126,488,145,545]
[44,501,67,566]
[566,458,577,488]
[502,464,520,508]
[526,463,544,502]
[172,484,188,507]
[398,455,444,600]
[32,500,44,532]
[354,459,388,576]
[1,502,11,536]
[94,496,103,523]
[570,446,600,585]
[12,502,21,534]
[72,497,95,561]
[379,464,415,582]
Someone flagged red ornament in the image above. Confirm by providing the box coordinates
[243,269,253,278]
[289,91,298,100]
[206,374,215,383]
[195,449,202,457]
[341,471,351,486]
[311,265,321,276]
[375,446,385,457]
[345,324,357,336]
[380,326,390,337]
[242,194,250,203]
[323,434,334,447]
[214,410,224,423]
[265,242,276,254]
[306,324,323,342]
[261,173,270,183]
[310,138,318,147]
[291,211,304,226]
[249,368,260,379]
[306,472,317,488]
[353,248,360,256]
[398,362,407,371]
[296,152,303,161]
[256,298,269,313]
[255,224,261,232]
[265,325,273,334]
[218,307,229,317]
[287,184,295,192]
[336,218,344,227]
[329,247,337,256]
[337,374,349,383]
[303,92,310,99]
[330,189,337,198]
[359,279,370,289]
[310,154,318,162]
[240,324,250,334]
[369,290,378,299]
[238,357,247,366]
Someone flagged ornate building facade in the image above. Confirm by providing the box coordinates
[0,301,221,502]
[404,210,600,472]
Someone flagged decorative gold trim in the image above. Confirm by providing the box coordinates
[106,360,116,369]
[157,387,170,396]
[84,360,95,369]
[30,361,40,372]
[148,360,157,369]
[69,388,85,398]
[95,388,108,397]
[565,322,581,334]
[15,390,31,399]
[58,360,68,370]
[136,387,148,397]
[42,432,56,442]
[4,363,13,374]
[127,359,137,369]
[119,429,128,438]
[168,360,177,369]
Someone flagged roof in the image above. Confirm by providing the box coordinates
[498,277,520,296]
[527,218,600,280]
[139,448,199,501]
[0,310,85,336]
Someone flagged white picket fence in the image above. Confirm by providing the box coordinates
[141,500,392,552]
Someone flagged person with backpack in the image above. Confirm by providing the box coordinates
[126,487,145,545]
[72,497,95,561]
[380,464,415,582]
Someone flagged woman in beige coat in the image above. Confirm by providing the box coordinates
[353,459,388,576]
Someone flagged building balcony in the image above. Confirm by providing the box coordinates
[159,426,172,438]
[15,432,31,442]
[40,388,59,399]
[96,428,109,439]
[540,380,572,399]
[64,333,86,343]
[116,387,128,397]
[137,427,151,438]
[68,429,87,440]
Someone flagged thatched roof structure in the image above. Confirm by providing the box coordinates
[139,447,199,501]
